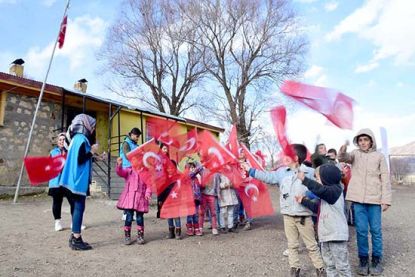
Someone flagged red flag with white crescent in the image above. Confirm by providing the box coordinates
[280,80,355,129]
[176,128,199,162]
[270,106,297,161]
[226,124,240,157]
[58,15,67,49]
[24,155,66,185]
[160,171,196,218]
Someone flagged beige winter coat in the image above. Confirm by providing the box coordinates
[338,128,392,205]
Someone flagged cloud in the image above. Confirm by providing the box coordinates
[324,1,338,12]
[24,15,107,75]
[41,0,56,7]
[327,0,415,69]
[303,65,329,86]
[354,62,379,73]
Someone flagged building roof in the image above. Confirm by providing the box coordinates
[0,71,224,132]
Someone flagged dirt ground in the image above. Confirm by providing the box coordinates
[1,185,414,277]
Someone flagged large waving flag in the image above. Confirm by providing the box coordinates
[58,15,67,49]
[160,172,196,218]
[281,80,355,129]
[238,145,274,218]
[226,124,240,157]
[270,106,296,161]
[24,155,66,185]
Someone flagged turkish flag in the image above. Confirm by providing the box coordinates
[270,106,297,161]
[237,145,274,218]
[160,172,196,218]
[58,15,67,49]
[280,80,355,129]
[176,128,199,162]
[226,124,240,157]
[146,117,182,148]
[239,178,274,218]
[24,155,66,185]
[197,130,237,172]
[127,139,179,195]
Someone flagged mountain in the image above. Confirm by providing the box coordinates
[390,141,415,155]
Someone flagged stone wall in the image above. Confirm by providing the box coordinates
[0,92,62,194]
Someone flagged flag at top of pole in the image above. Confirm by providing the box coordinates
[58,15,68,49]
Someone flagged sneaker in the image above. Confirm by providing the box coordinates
[70,223,86,230]
[54,220,63,232]
[283,249,289,257]
[370,256,383,276]
[69,234,92,251]
[219,227,227,234]
[212,228,219,235]
[357,256,369,276]
[228,227,238,233]
[243,222,251,231]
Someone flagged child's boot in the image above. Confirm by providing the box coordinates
[175,227,182,240]
[124,227,132,245]
[137,226,145,245]
[186,223,194,236]
[370,256,383,275]
[167,226,175,239]
[194,223,202,236]
[357,256,369,276]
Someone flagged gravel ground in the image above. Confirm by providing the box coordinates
[0,185,414,277]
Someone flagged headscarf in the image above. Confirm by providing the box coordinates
[64,114,96,150]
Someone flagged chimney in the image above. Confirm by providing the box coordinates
[74,78,88,93]
[9,58,25,77]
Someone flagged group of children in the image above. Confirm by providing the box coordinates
[48,125,391,277]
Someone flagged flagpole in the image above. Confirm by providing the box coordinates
[13,0,71,203]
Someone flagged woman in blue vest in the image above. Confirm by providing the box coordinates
[48,132,70,232]
[59,114,98,251]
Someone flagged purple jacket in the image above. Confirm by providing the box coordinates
[116,165,152,213]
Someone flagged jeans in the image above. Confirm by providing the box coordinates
[220,205,235,229]
[168,217,181,228]
[186,205,200,224]
[124,210,144,228]
[354,203,382,258]
[71,194,86,234]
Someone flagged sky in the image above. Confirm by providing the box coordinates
[0,0,414,151]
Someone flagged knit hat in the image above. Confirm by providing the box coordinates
[319,163,341,186]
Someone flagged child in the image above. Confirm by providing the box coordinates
[241,144,325,277]
[218,174,239,233]
[116,157,151,245]
[296,164,352,277]
[185,162,203,236]
[198,170,220,235]
[338,128,391,276]
[48,133,70,231]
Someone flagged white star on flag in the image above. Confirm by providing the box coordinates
[155,164,163,172]
[171,191,178,199]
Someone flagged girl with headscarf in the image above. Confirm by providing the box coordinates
[59,114,98,251]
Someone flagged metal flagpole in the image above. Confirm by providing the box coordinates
[13,0,71,203]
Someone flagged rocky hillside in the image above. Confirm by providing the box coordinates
[390,141,415,155]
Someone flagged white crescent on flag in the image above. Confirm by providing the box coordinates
[179,137,196,152]
[208,147,225,166]
[143,151,161,168]
[244,183,259,202]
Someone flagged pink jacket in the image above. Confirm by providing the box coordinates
[116,165,152,213]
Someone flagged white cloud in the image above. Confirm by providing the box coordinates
[324,1,338,12]
[303,65,329,86]
[24,15,107,75]
[41,0,56,7]
[354,62,379,73]
[327,0,415,70]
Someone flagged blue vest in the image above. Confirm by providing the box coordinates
[59,134,91,196]
[119,137,138,168]
[48,147,64,188]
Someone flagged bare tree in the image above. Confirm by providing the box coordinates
[99,0,207,116]
[390,156,412,184]
[183,0,307,147]
[251,131,281,169]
